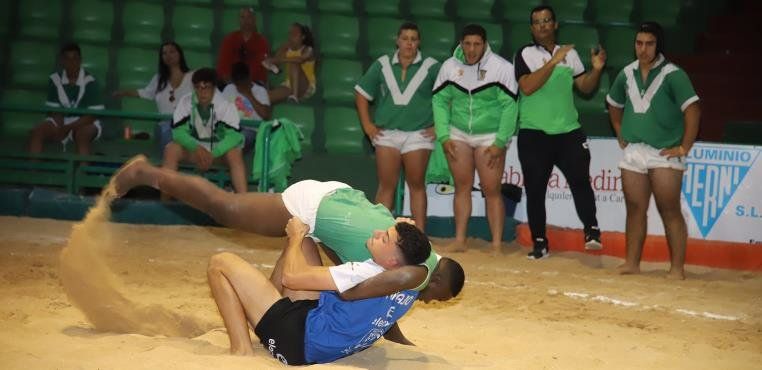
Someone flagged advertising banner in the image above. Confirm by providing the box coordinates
[404,139,761,244]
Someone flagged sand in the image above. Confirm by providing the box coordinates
[0,211,760,369]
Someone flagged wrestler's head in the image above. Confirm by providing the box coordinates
[417,257,465,303]
[367,222,430,269]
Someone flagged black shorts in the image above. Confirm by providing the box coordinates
[254,297,318,366]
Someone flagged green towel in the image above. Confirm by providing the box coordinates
[425,140,453,185]
[251,118,303,191]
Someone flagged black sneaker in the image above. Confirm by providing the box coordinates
[584,226,603,250]
[527,237,549,260]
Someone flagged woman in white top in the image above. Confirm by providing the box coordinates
[114,42,193,153]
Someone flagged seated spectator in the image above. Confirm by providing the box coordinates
[164,68,247,194]
[28,43,104,155]
[264,23,316,104]
[221,62,271,152]
[216,7,270,85]
[113,41,194,154]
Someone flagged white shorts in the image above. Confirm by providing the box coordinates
[281,180,351,238]
[619,142,686,174]
[450,126,510,148]
[372,128,435,154]
[46,116,102,144]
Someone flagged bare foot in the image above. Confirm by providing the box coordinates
[489,243,502,257]
[667,268,686,280]
[230,346,255,356]
[109,155,152,197]
[616,263,640,275]
[439,240,468,253]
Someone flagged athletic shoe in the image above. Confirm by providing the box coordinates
[527,238,549,260]
[584,226,603,250]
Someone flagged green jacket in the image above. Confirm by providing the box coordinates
[251,118,303,192]
[432,44,519,148]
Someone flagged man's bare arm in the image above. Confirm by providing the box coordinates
[383,323,414,346]
[281,218,338,291]
[339,265,427,300]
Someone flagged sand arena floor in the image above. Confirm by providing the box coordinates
[0,213,760,369]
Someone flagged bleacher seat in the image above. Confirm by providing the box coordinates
[80,44,110,84]
[602,26,636,73]
[0,89,47,137]
[18,0,62,40]
[172,6,214,51]
[410,0,448,19]
[0,0,10,40]
[320,58,363,104]
[364,0,400,16]
[574,73,610,115]
[593,0,633,25]
[499,0,542,23]
[318,15,359,57]
[547,0,588,24]
[558,24,599,70]
[175,0,214,4]
[417,20,456,62]
[267,12,312,49]
[121,98,160,141]
[455,0,495,21]
[317,0,355,14]
[507,23,532,56]
[641,0,682,27]
[273,104,315,152]
[271,0,308,11]
[223,0,261,7]
[9,41,57,89]
[323,106,365,154]
[184,50,214,70]
[116,48,156,90]
[71,0,114,44]
[122,2,164,47]
[366,17,405,59]
[479,22,504,55]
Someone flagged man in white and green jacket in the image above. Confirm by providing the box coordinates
[165,68,247,194]
[432,24,519,254]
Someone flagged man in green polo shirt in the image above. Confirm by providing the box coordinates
[514,5,607,259]
[606,22,700,280]
[355,22,440,231]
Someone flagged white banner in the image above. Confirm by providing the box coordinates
[404,139,762,244]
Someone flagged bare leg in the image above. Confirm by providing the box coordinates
[650,168,687,280]
[291,62,310,99]
[402,148,432,232]
[269,238,322,301]
[111,155,292,236]
[474,146,506,255]
[618,169,651,275]
[160,142,186,201]
[268,86,292,105]
[224,147,248,193]
[28,121,65,154]
[73,123,97,156]
[374,146,402,211]
[207,252,283,355]
[443,141,475,252]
